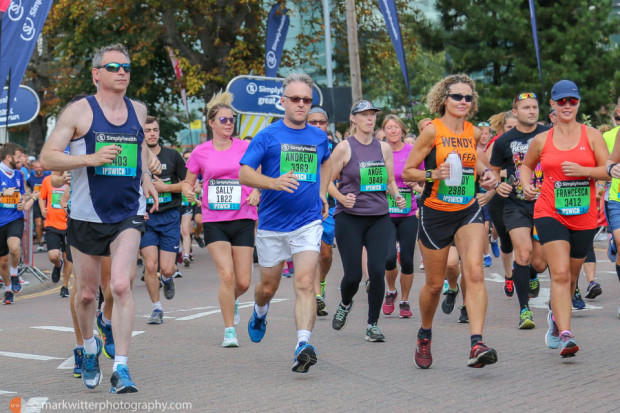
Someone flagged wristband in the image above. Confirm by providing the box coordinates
[142,170,153,178]
[494,181,500,189]
[607,163,617,177]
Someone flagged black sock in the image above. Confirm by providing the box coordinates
[471,334,482,347]
[418,327,432,340]
[513,263,530,311]
[529,265,538,280]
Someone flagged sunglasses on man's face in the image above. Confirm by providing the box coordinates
[284,95,313,105]
[555,97,579,107]
[97,62,131,73]
[308,119,327,126]
[447,93,473,103]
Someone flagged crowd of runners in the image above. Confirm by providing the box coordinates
[2,43,619,394]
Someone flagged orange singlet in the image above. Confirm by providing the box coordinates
[422,118,477,212]
[534,125,597,230]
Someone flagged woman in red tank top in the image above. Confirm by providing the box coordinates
[520,80,608,358]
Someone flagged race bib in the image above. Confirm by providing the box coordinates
[147,180,172,205]
[94,132,139,177]
[554,179,590,215]
[280,144,318,182]
[360,160,387,192]
[51,189,65,209]
[387,187,412,214]
[34,184,41,193]
[181,193,190,206]
[437,167,475,204]
[207,179,242,210]
[0,191,20,209]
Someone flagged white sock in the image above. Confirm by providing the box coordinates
[152,301,163,311]
[161,275,171,283]
[102,314,111,326]
[297,330,311,347]
[113,355,128,372]
[76,344,83,349]
[484,254,491,259]
[255,303,269,317]
[388,289,397,294]
[10,267,17,276]
[83,336,97,354]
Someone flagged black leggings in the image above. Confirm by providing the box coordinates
[487,194,513,254]
[385,215,418,274]
[335,212,391,325]
[534,217,596,259]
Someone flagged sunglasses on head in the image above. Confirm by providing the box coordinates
[284,95,313,105]
[97,62,131,73]
[516,92,537,101]
[219,117,235,125]
[308,119,327,126]
[477,122,491,127]
[555,97,579,107]
[447,93,473,103]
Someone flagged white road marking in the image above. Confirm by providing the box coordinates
[23,397,48,413]
[0,390,17,395]
[57,356,74,370]
[0,351,63,361]
[485,272,505,283]
[176,299,289,321]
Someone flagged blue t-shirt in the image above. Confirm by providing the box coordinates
[240,120,330,231]
[0,168,26,226]
[26,172,50,192]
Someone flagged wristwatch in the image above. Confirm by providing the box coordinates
[425,170,434,182]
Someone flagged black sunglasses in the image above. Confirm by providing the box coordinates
[284,95,313,105]
[447,93,473,103]
[97,62,131,73]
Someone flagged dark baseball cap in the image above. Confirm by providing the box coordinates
[351,100,381,114]
[551,80,580,101]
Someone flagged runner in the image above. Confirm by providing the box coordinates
[26,161,49,252]
[521,80,608,357]
[402,74,498,369]
[140,116,186,325]
[329,101,405,342]
[183,91,259,347]
[381,114,423,319]
[40,44,159,393]
[180,150,195,266]
[0,143,35,304]
[490,92,549,329]
[239,72,331,373]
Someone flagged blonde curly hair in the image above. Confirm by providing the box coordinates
[206,91,234,123]
[489,110,516,134]
[426,74,478,119]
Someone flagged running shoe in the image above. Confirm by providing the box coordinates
[183,254,191,267]
[320,280,326,299]
[194,235,205,248]
[109,364,138,394]
[529,275,540,298]
[518,308,535,329]
[332,301,353,330]
[281,267,291,278]
[458,306,469,324]
[365,323,385,342]
[467,342,498,368]
[248,305,268,343]
[173,271,183,278]
[82,336,102,389]
[10,275,21,293]
[559,331,579,357]
[441,285,459,315]
[176,251,183,264]
[37,244,45,252]
[292,341,317,373]
[136,258,143,267]
[545,310,560,349]
[483,255,492,267]
[162,277,175,300]
[490,238,500,258]
[234,299,240,326]
[399,302,413,318]
[222,328,239,348]
[504,277,514,297]
[382,290,398,315]
[608,235,617,263]
[4,290,13,304]
[585,281,602,299]
[73,347,83,378]
[287,260,295,275]
[414,338,432,369]
[51,259,63,283]
[59,286,70,298]
[96,313,115,359]
[572,289,586,310]
[442,279,449,294]
[419,261,424,271]
[316,295,328,316]
[147,309,164,324]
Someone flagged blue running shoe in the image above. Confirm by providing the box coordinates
[4,290,14,304]
[96,313,115,359]
[82,336,102,389]
[490,238,500,258]
[110,364,138,393]
[608,235,617,263]
[483,255,492,268]
[572,289,586,310]
[545,310,560,349]
[248,304,268,343]
[292,342,317,373]
[10,276,21,293]
[559,331,579,357]
[73,347,83,378]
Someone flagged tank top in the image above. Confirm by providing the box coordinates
[534,125,596,230]
[335,136,389,216]
[422,119,477,211]
[603,126,620,202]
[69,96,146,224]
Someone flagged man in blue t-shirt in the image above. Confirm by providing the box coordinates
[26,161,50,252]
[240,72,331,374]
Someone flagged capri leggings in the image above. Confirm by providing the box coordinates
[335,212,391,325]
[487,194,513,254]
[385,215,418,274]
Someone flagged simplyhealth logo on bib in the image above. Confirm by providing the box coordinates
[208,179,242,211]
[94,132,139,177]
[554,179,590,216]
[280,143,318,182]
